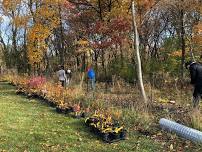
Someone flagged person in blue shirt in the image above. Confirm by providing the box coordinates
[87,67,96,91]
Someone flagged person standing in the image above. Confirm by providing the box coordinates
[57,65,67,87]
[66,69,72,86]
[87,67,96,91]
[186,61,202,108]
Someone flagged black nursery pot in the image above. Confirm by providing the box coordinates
[66,107,74,113]
[56,107,72,114]
[32,93,39,98]
[72,114,81,119]
[16,91,23,95]
[120,130,127,140]
[37,95,44,100]
[72,112,86,119]
[42,98,49,103]
[26,94,33,99]
[85,119,91,126]
[56,107,63,113]
[102,131,126,143]
[93,127,100,134]
[48,101,57,107]
[16,91,27,96]
[102,133,113,143]
[40,98,46,103]
[10,82,16,86]
[27,93,39,99]
[111,132,120,140]
[81,112,87,118]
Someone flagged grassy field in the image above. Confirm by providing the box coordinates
[0,82,163,152]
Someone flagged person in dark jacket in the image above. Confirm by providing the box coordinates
[185,61,202,108]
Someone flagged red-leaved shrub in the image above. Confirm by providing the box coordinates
[28,76,46,89]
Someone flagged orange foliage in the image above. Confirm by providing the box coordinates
[193,23,202,45]
[2,0,21,11]
[27,0,60,65]
[170,50,182,57]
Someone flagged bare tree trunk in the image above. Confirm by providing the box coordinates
[23,28,31,74]
[80,72,85,89]
[132,1,148,105]
[58,4,65,66]
[98,0,103,20]
[190,47,196,61]
[79,53,86,89]
[188,36,196,61]
[180,8,186,80]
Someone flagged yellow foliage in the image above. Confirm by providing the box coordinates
[77,40,89,45]
[170,50,182,57]
[104,1,131,20]
[2,0,21,11]
[26,0,60,65]
[193,23,202,45]
[3,0,61,65]
[13,16,29,27]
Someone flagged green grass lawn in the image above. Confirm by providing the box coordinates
[0,82,162,152]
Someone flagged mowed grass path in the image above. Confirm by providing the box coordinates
[0,82,162,152]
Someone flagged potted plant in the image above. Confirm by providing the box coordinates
[85,111,127,143]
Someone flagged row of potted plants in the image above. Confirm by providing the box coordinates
[3,74,126,142]
[5,75,87,118]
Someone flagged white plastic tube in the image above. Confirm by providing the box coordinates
[159,118,202,143]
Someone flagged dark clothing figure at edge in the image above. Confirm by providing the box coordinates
[186,61,202,108]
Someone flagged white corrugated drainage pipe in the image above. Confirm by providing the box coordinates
[159,118,202,143]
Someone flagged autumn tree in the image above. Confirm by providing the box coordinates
[158,0,201,79]
[26,0,60,74]
[1,0,28,72]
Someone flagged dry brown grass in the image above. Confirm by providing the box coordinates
[191,109,202,131]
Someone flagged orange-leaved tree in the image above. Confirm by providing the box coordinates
[27,0,61,70]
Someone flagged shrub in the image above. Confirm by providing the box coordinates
[108,57,136,83]
[28,76,46,89]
